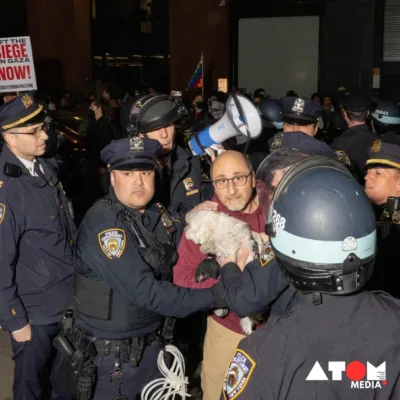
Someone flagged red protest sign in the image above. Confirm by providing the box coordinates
[0,36,37,93]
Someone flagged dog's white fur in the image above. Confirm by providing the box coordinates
[185,210,264,335]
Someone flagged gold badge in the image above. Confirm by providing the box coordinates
[371,139,381,153]
[335,150,351,166]
[0,181,3,188]
[183,177,199,196]
[98,229,126,259]
[21,94,33,109]
[259,241,275,267]
[270,133,284,152]
[223,349,256,399]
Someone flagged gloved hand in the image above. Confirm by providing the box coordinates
[211,281,228,309]
[195,256,221,282]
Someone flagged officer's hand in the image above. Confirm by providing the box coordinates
[211,281,228,309]
[195,256,220,282]
[12,324,32,343]
[218,247,250,271]
[185,201,218,223]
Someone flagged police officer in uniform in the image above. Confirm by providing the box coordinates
[122,93,212,220]
[0,93,76,399]
[370,98,400,143]
[365,139,400,297]
[331,95,378,182]
[264,97,352,167]
[221,155,400,399]
[69,137,225,399]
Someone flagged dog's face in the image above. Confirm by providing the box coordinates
[185,210,217,245]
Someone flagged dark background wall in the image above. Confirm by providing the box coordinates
[169,0,230,98]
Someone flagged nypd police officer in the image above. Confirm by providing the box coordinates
[122,94,212,220]
[365,138,400,297]
[221,155,400,399]
[331,95,378,181]
[70,136,225,399]
[0,93,76,399]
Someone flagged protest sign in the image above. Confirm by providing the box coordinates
[0,36,37,93]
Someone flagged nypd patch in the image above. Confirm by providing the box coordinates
[393,210,400,225]
[0,203,5,224]
[223,349,256,399]
[98,229,126,259]
[270,133,283,152]
[335,150,351,166]
[259,241,275,267]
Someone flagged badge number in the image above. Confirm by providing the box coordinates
[98,229,126,259]
[223,349,256,400]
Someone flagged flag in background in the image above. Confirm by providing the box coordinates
[188,54,203,89]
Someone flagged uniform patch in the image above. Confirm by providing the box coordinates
[270,133,283,151]
[259,241,275,267]
[223,349,256,399]
[183,178,199,196]
[98,229,126,259]
[393,210,400,225]
[0,203,6,224]
[335,150,351,166]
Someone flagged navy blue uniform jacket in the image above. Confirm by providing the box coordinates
[0,146,76,332]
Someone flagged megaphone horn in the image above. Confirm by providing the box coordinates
[189,94,263,156]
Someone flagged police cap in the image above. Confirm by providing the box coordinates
[0,92,46,134]
[340,95,375,112]
[366,139,400,170]
[280,96,324,124]
[101,137,163,171]
[268,131,337,158]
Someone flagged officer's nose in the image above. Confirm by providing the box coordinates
[159,128,168,138]
[39,127,49,141]
[132,171,144,186]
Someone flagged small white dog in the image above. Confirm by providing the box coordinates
[185,210,265,335]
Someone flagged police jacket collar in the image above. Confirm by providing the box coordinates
[343,124,371,135]
[107,189,162,231]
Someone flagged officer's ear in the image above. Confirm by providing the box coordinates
[3,131,15,147]
[313,121,319,135]
[110,170,115,187]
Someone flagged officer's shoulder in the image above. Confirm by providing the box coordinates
[82,199,121,229]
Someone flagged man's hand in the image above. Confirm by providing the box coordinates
[185,201,218,223]
[12,324,32,343]
[218,247,250,271]
[205,144,226,162]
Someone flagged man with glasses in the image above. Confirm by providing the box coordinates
[0,92,76,399]
[174,150,265,399]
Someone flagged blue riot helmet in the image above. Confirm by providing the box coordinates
[256,150,376,295]
[257,97,284,130]
[371,98,400,135]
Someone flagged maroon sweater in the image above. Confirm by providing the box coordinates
[173,195,264,334]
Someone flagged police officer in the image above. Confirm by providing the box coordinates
[365,139,400,297]
[331,95,378,181]
[266,97,352,166]
[221,155,400,399]
[370,98,400,143]
[0,93,76,399]
[122,93,212,219]
[70,136,225,399]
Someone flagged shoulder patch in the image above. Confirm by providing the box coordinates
[393,210,400,225]
[98,229,126,259]
[0,203,5,224]
[259,241,275,267]
[334,150,351,166]
[223,349,256,399]
[270,133,284,152]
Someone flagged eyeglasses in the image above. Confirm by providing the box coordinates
[12,121,49,137]
[212,171,253,190]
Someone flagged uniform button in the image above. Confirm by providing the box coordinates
[70,240,74,245]
[60,205,64,209]
[50,216,55,219]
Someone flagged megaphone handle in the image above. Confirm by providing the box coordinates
[192,132,206,155]
[231,94,252,155]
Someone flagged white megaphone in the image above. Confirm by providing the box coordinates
[189,94,263,156]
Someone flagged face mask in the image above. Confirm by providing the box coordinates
[195,101,205,110]
[272,121,284,130]
[88,109,96,119]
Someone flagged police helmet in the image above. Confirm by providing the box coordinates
[371,98,400,126]
[257,98,284,129]
[127,93,187,136]
[256,150,376,295]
